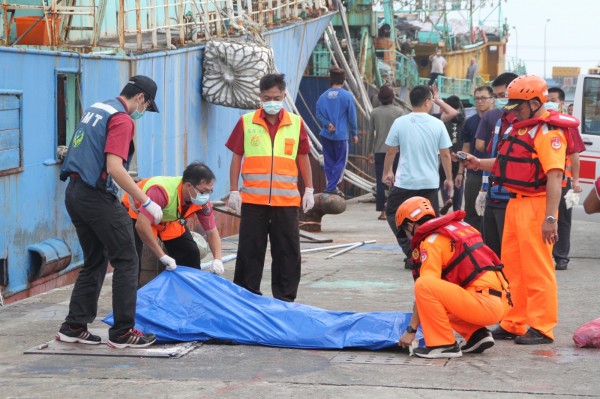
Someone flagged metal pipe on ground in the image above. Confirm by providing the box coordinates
[325,240,376,259]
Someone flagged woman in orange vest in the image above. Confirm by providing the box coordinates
[122,162,223,281]
[396,197,510,359]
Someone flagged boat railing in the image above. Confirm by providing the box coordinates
[1,0,324,51]
[374,48,419,89]
[418,76,473,100]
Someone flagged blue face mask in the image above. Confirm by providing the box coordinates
[263,101,283,115]
[131,98,146,120]
[495,98,508,109]
[545,102,560,111]
[189,187,210,206]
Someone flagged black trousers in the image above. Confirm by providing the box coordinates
[374,152,399,212]
[234,203,301,302]
[553,181,572,264]
[132,221,201,275]
[64,179,138,338]
[385,186,439,256]
[464,172,483,232]
[482,205,507,258]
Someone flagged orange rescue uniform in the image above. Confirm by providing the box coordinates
[497,120,567,339]
[415,233,510,347]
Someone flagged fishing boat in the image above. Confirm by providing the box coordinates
[0,0,334,303]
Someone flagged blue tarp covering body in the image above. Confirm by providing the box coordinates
[103,267,422,349]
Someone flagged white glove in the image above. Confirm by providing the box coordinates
[228,191,242,215]
[302,187,315,213]
[142,198,163,225]
[475,191,486,216]
[564,189,580,209]
[201,259,224,275]
[159,255,177,271]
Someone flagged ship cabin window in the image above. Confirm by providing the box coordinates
[56,72,81,161]
[582,77,600,136]
[0,92,23,176]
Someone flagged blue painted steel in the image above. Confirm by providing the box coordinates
[0,13,334,298]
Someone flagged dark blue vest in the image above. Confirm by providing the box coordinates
[60,98,131,195]
[483,119,511,203]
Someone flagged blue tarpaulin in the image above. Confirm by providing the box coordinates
[103,266,421,349]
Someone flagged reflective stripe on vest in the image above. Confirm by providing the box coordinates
[240,109,301,206]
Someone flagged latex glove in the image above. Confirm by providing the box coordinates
[143,198,163,225]
[159,255,177,271]
[228,191,242,215]
[564,189,580,209]
[475,191,486,216]
[302,187,315,213]
[201,259,224,275]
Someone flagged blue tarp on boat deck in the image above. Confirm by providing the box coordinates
[103,266,421,349]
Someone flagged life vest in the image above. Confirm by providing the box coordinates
[410,211,505,289]
[240,109,301,207]
[60,98,131,196]
[122,176,208,241]
[491,110,577,194]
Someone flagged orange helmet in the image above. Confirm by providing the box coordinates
[395,197,436,228]
[503,74,548,111]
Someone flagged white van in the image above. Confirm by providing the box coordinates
[573,74,600,199]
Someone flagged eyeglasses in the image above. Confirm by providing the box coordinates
[474,96,493,102]
[192,185,213,195]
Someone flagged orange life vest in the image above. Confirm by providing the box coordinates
[410,211,506,289]
[491,111,578,195]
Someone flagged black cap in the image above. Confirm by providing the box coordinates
[127,75,159,113]
[503,99,524,111]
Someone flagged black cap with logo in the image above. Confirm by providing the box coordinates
[127,75,159,113]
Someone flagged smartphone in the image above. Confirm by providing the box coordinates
[455,152,467,161]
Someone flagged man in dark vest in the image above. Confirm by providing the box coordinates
[58,75,160,348]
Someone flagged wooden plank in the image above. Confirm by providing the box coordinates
[0,129,20,151]
[0,148,21,170]
[0,109,20,131]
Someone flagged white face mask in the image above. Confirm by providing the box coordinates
[495,98,508,109]
[262,101,283,115]
[545,102,560,111]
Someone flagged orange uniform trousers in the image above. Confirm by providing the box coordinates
[415,275,508,347]
[500,195,557,339]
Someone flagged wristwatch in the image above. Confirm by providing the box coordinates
[406,325,417,334]
[545,215,557,224]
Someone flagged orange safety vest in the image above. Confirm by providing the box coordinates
[122,176,206,241]
[491,111,578,195]
[410,211,507,290]
[240,109,301,207]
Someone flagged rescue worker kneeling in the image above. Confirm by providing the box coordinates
[397,197,511,358]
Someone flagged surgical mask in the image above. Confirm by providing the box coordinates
[131,98,146,120]
[545,102,560,111]
[263,101,283,115]
[495,98,508,109]
[189,187,210,206]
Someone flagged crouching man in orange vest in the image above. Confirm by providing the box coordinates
[122,161,223,282]
[397,197,511,358]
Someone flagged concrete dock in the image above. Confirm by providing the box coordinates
[1,196,600,398]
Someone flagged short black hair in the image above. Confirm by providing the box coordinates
[120,84,146,101]
[259,74,286,92]
[409,85,432,107]
[548,87,565,101]
[444,95,463,112]
[330,67,346,85]
[182,161,216,186]
[492,72,518,88]
[474,86,493,96]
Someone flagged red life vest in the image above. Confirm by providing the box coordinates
[491,110,578,194]
[410,211,504,288]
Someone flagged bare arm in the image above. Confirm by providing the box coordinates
[135,214,166,258]
[399,302,421,348]
[297,153,314,188]
[434,98,458,123]
[475,138,486,153]
[383,145,399,186]
[570,153,582,192]
[106,153,149,204]
[205,227,222,260]
[229,153,243,191]
[440,147,454,196]
[583,184,600,214]
[542,170,563,244]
